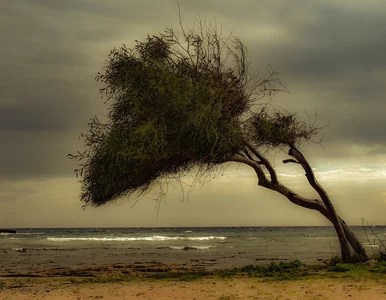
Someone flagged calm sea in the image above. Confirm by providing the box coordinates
[1,226,385,273]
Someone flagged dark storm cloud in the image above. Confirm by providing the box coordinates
[1,3,98,133]
[238,2,386,150]
[17,0,175,25]
[0,105,58,132]
[0,0,173,180]
[1,0,386,182]
[0,75,95,133]
[0,131,82,180]
[267,10,386,78]
[175,1,386,150]
[0,0,385,227]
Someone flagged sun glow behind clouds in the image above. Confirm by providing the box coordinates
[1,161,386,227]
[271,161,386,184]
[315,164,386,182]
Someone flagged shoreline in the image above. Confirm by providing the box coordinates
[3,226,384,274]
[1,258,385,278]
[0,246,337,275]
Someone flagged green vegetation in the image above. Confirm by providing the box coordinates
[68,18,315,209]
[69,20,273,207]
[107,260,386,282]
[1,260,385,290]
[70,16,368,262]
[369,261,386,274]
[149,259,386,282]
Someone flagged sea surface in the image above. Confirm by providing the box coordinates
[1,226,385,274]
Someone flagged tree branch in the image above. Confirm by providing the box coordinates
[244,141,278,184]
[263,181,327,213]
[288,144,352,261]
[282,159,299,164]
[243,149,256,162]
[288,145,328,199]
[228,154,326,214]
[339,217,368,259]
[231,147,367,261]
[228,154,267,183]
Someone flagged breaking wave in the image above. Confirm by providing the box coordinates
[47,236,226,242]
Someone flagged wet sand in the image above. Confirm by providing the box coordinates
[0,246,331,276]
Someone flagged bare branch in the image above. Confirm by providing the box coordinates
[288,144,352,261]
[244,141,278,184]
[282,159,299,164]
[227,154,267,183]
[288,145,328,197]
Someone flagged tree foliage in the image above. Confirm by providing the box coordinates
[69,20,316,207]
[68,18,371,262]
[245,109,319,149]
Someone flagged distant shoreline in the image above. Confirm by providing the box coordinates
[3,225,386,229]
[0,229,16,233]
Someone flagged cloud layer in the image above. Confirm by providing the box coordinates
[0,0,385,226]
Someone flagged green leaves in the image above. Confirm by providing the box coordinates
[244,109,318,149]
[70,21,300,206]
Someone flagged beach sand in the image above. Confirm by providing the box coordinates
[1,261,386,300]
[1,277,386,300]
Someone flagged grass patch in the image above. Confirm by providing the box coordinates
[326,263,369,279]
[2,260,385,287]
[370,261,386,274]
[217,260,311,281]
[62,260,386,283]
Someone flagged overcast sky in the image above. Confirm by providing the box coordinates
[1,0,385,228]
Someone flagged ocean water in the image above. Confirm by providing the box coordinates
[1,226,385,274]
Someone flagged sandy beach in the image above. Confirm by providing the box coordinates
[1,260,386,300]
[1,277,386,300]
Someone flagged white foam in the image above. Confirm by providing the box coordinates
[187,246,213,250]
[12,248,27,252]
[169,246,186,250]
[47,235,227,242]
[186,236,226,241]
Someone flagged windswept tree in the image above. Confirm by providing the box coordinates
[69,20,368,262]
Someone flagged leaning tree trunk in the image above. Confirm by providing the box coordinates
[324,212,352,261]
[271,180,368,261]
[288,147,352,262]
[340,218,368,259]
[229,143,369,263]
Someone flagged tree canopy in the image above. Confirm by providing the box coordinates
[69,19,371,263]
[69,21,316,207]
